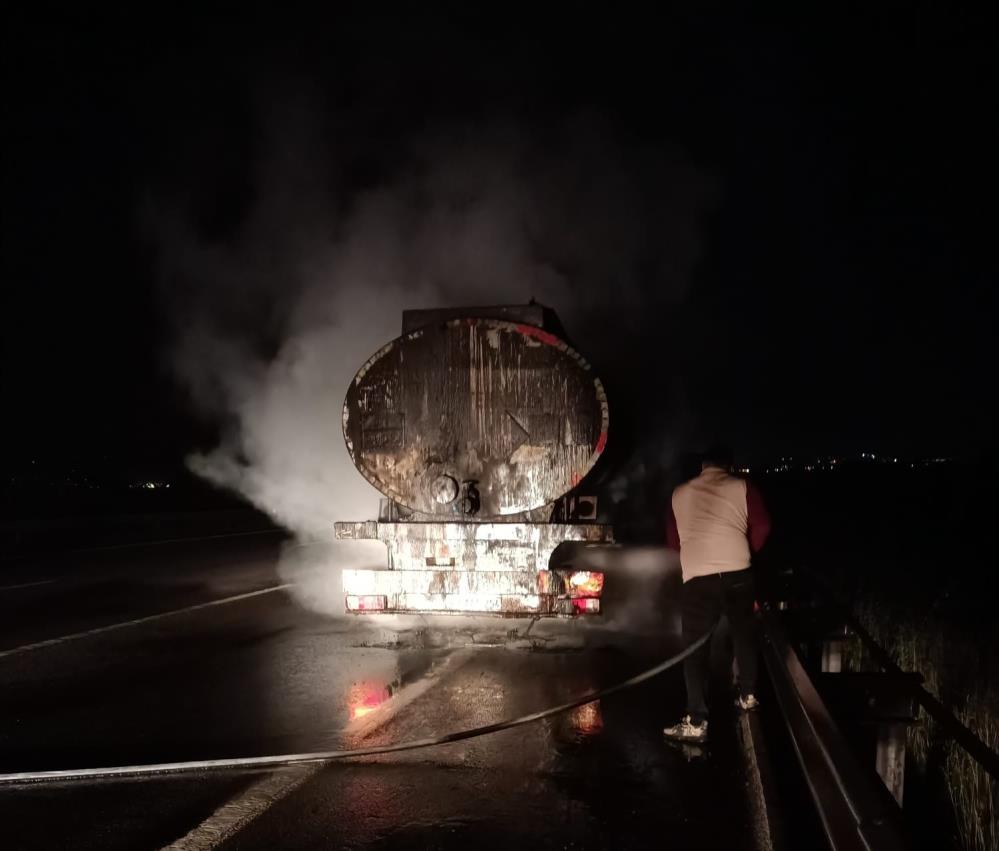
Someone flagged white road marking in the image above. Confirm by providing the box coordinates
[0,579,56,592]
[156,653,464,850]
[342,651,468,741]
[61,528,282,554]
[0,528,283,562]
[160,765,320,851]
[0,584,293,659]
[0,638,714,786]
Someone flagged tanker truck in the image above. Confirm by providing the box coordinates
[335,303,613,616]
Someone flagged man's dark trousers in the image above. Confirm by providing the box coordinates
[681,566,758,724]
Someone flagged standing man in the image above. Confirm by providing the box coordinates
[663,446,771,744]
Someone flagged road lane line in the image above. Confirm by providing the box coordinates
[342,651,468,741]
[0,528,285,563]
[0,632,712,785]
[0,583,293,659]
[57,528,283,555]
[158,652,463,850]
[160,765,320,851]
[0,579,56,592]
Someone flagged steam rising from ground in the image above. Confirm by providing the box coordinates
[148,90,714,612]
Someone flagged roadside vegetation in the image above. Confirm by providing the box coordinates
[854,596,998,851]
[758,458,998,851]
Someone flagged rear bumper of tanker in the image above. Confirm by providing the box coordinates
[342,568,603,616]
[335,519,612,617]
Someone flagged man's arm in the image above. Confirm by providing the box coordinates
[746,481,771,552]
[667,503,681,551]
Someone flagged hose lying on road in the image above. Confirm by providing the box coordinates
[0,630,711,785]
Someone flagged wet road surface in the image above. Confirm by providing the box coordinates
[0,533,764,850]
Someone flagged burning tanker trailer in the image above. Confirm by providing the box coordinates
[336,303,613,616]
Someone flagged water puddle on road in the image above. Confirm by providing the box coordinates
[347,680,394,720]
[567,700,604,739]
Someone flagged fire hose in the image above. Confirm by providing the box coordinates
[0,629,711,785]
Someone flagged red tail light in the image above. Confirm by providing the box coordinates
[346,594,388,612]
[568,571,604,597]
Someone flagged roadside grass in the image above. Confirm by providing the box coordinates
[852,599,998,851]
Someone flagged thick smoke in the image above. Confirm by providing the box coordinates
[147,89,715,610]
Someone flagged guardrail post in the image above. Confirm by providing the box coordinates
[821,638,844,672]
[875,722,907,805]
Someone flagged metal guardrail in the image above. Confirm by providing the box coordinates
[759,607,907,851]
[846,615,999,780]
[797,566,999,781]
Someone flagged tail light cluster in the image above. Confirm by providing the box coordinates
[547,569,605,615]
[345,594,388,612]
[567,570,604,597]
[346,574,604,616]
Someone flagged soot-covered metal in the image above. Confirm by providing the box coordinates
[338,305,613,616]
[343,316,608,518]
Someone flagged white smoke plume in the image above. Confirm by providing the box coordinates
[146,86,715,609]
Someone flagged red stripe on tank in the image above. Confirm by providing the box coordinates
[516,324,560,346]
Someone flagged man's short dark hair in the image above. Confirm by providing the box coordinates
[702,444,734,470]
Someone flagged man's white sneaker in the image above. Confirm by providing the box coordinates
[663,715,708,743]
[735,694,760,711]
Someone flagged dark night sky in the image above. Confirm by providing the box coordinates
[3,4,997,477]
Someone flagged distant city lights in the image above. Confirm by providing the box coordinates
[758,452,951,474]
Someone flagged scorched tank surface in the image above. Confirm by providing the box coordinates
[343,317,609,518]
[336,305,614,617]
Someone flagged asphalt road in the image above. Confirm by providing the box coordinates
[0,532,763,850]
